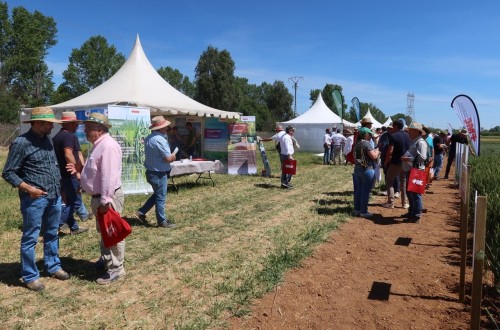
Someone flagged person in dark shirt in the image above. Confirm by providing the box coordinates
[382,120,411,209]
[432,130,448,180]
[52,111,89,235]
[444,129,469,179]
[2,107,70,292]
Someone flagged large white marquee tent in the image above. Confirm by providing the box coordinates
[21,34,240,124]
[279,93,353,152]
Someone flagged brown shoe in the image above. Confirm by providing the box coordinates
[51,269,70,281]
[70,227,89,235]
[24,279,45,292]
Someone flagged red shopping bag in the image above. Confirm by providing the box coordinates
[98,207,132,248]
[407,168,427,194]
[283,159,297,175]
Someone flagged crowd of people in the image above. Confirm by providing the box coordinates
[1,107,470,292]
[1,108,182,292]
[348,119,469,223]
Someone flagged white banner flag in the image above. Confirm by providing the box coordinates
[451,95,480,156]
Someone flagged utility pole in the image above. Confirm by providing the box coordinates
[288,76,303,117]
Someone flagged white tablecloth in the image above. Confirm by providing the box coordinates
[170,160,223,177]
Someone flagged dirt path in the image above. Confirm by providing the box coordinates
[229,176,473,329]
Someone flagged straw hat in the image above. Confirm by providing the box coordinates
[60,111,82,123]
[149,116,171,130]
[360,117,373,125]
[22,107,62,123]
[83,112,112,128]
[405,122,425,134]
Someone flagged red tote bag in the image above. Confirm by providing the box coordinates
[407,168,427,194]
[283,159,297,175]
[98,207,132,248]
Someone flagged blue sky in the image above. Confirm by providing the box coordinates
[6,0,500,129]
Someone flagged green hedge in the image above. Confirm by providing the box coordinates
[469,142,500,292]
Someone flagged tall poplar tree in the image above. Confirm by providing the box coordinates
[194,45,239,111]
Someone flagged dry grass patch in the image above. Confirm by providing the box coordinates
[0,149,356,329]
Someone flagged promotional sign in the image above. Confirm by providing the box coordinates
[351,97,360,122]
[451,94,480,156]
[228,116,257,175]
[77,105,152,194]
[332,89,343,119]
[204,117,229,163]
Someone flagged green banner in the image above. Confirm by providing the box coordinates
[332,89,343,119]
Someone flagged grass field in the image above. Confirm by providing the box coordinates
[0,143,356,329]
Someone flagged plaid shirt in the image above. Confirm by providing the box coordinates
[2,129,61,198]
[143,131,172,172]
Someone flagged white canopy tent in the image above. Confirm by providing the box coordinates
[381,117,393,127]
[46,35,240,119]
[355,109,384,129]
[279,94,348,152]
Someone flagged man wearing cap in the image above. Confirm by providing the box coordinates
[2,107,70,291]
[260,125,286,148]
[52,111,89,235]
[135,116,177,228]
[78,112,125,284]
[401,122,428,223]
[432,130,448,180]
[444,129,469,180]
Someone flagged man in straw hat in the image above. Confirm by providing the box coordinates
[401,122,428,223]
[259,125,285,152]
[52,111,89,235]
[135,116,177,228]
[77,112,126,284]
[2,107,70,291]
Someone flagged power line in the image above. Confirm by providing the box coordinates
[288,76,303,117]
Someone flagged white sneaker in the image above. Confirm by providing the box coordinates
[360,212,373,218]
[403,203,410,209]
[394,192,400,198]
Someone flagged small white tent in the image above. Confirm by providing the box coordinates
[279,94,344,152]
[45,35,240,119]
[381,117,393,127]
[356,109,383,129]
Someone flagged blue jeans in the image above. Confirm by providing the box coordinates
[279,154,292,184]
[407,191,423,217]
[59,176,81,231]
[20,194,62,283]
[353,166,375,214]
[433,153,444,178]
[139,170,169,225]
[323,145,331,164]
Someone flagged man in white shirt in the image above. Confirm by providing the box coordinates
[323,128,332,164]
[280,126,295,188]
[330,129,347,165]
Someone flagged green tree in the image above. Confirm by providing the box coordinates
[0,3,57,108]
[234,77,272,131]
[54,35,125,102]
[265,80,294,122]
[157,66,195,98]
[194,45,239,111]
[389,112,413,126]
